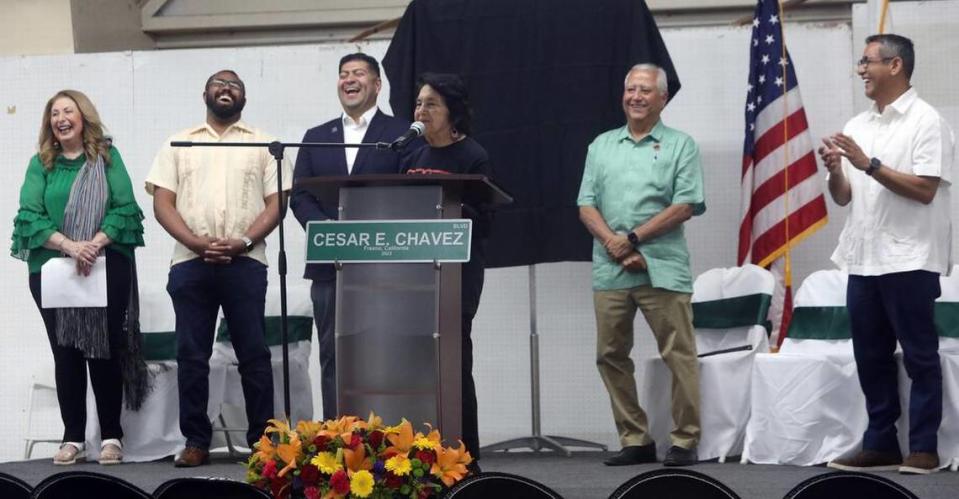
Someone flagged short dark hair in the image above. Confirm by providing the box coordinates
[865,33,915,79]
[416,73,473,136]
[339,53,380,78]
[205,69,244,90]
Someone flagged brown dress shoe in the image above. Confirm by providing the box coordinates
[899,452,940,475]
[827,450,902,471]
[174,446,210,467]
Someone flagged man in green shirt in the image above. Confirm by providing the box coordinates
[577,63,705,467]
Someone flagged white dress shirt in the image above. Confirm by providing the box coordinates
[831,87,955,276]
[342,106,378,173]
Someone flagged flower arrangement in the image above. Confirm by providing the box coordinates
[246,413,474,499]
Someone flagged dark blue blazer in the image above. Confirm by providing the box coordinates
[291,109,411,280]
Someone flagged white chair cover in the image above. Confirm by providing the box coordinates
[743,269,865,466]
[638,264,773,462]
[936,265,959,470]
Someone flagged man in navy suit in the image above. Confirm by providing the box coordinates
[291,53,412,420]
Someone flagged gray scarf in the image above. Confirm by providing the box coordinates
[55,154,151,409]
[56,154,109,358]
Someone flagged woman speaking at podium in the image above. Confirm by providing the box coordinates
[401,73,491,469]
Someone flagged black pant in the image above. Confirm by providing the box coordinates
[310,279,337,421]
[462,255,484,460]
[848,270,942,453]
[167,257,274,449]
[29,249,129,443]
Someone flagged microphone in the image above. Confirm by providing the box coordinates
[389,122,425,150]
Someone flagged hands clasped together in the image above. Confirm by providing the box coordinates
[62,239,103,276]
[189,235,247,264]
[605,233,647,272]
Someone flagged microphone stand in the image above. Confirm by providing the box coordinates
[171,139,389,420]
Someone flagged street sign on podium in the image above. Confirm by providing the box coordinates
[297,174,510,445]
[305,219,472,263]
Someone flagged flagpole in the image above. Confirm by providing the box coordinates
[878,0,891,33]
[774,0,793,351]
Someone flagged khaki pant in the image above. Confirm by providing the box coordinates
[594,286,700,449]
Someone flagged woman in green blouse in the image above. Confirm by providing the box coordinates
[11,90,148,466]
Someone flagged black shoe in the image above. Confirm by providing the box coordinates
[603,443,657,466]
[663,445,697,466]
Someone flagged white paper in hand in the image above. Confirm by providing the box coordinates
[41,256,108,308]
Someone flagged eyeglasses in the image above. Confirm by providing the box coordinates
[856,57,893,68]
[209,78,243,90]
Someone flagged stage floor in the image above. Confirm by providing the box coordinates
[2,451,956,498]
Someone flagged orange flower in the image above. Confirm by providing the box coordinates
[276,432,303,477]
[430,442,473,487]
[296,420,324,442]
[384,419,415,455]
[319,415,361,443]
[253,434,275,462]
[343,442,373,473]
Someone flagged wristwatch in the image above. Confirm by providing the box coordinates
[627,231,641,248]
[865,157,881,176]
[241,236,255,253]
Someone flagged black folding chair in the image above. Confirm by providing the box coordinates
[31,471,151,499]
[0,471,32,499]
[443,472,563,498]
[784,471,918,499]
[608,468,740,499]
[154,477,271,499]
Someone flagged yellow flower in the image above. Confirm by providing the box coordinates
[385,454,412,476]
[311,452,342,474]
[350,469,374,497]
[413,435,438,450]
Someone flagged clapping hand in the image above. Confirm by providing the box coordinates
[828,133,869,170]
[818,137,843,173]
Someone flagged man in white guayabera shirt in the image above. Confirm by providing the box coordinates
[820,34,955,476]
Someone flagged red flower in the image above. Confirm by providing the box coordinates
[416,450,436,465]
[270,477,288,499]
[349,433,362,449]
[262,459,278,479]
[299,464,320,485]
[368,430,385,449]
[419,488,433,499]
[330,469,350,495]
[312,435,330,450]
[385,472,404,489]
[304,486,320,499]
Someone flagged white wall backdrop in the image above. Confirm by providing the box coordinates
[1,1,957,463]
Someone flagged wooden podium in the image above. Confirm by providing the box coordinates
[299,174,511,441]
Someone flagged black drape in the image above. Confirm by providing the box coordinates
[383,0,679,268]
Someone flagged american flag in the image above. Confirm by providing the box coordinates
[737,0,827,345]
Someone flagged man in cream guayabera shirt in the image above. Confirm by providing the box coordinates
[578,64,705,468]
[146,69,293,468]
[821,34,955,475]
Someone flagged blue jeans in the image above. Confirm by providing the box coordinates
[847,270,942,453]
[167,257,274,449]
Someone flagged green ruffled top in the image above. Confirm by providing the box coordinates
[11,146,145,273]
